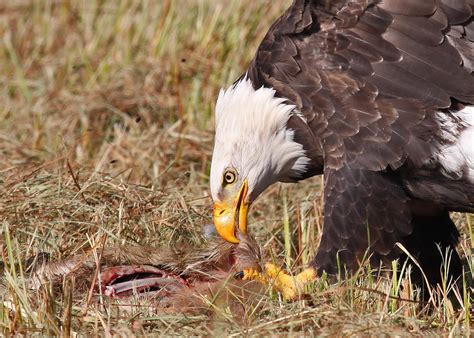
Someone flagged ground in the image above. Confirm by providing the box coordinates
[0,0,472,335]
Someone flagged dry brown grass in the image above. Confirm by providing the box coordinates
[0,0,472,335]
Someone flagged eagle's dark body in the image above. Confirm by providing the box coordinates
[243,0,474,286]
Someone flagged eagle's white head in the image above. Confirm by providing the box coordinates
[210,78,310,242]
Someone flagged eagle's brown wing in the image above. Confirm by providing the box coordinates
[248,0,474,171]
[246,0,473,270]
[315,166,412,273]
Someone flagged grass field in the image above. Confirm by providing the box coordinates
[0,0,472,335]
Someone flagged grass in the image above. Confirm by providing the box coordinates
[0,0,472,335]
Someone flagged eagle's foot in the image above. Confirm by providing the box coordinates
[243,263,316,301]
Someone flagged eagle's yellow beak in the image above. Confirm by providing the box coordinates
[213,180,249,243]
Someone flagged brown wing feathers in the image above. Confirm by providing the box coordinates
[315,167,412,273]
[246,0,473,273]
[250,0,474,171]
[249,0,474,171]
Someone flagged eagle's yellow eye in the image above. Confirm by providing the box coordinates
[223,169,237,185]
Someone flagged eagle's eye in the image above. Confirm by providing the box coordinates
[223,169,237,185]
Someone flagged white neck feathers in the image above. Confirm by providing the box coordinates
[211,78,310,200]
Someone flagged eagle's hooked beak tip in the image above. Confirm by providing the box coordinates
[213,180,249,243]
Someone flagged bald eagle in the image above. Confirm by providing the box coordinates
[210,0,474,292]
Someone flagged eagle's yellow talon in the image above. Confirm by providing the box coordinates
[242,263,316,301]
[242,268,267,284]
